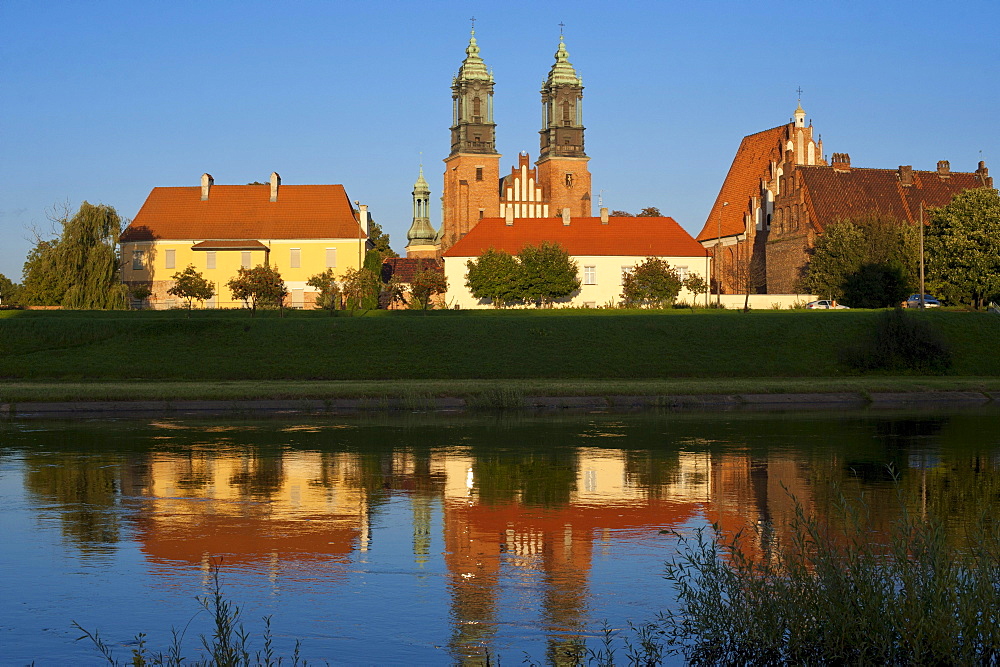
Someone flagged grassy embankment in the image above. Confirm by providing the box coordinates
[1,308,998,403]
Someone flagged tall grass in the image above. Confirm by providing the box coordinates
[660,490,1000,665]
[74,565,306,666]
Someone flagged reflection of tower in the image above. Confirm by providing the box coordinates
[412,494,432,565]
[536,35,591,218]
[440,29,501,252]
[405,167,437,259]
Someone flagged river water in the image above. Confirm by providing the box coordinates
[2,408,999,664]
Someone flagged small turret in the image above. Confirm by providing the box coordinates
[405,166,438,258]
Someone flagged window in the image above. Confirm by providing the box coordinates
[583,265,596,285]
[241,251,251,268]
[621,266,632,285]
[476,167,483,181]
[132,250,144,271]
[326,248,337,268]
[478,209,485,219]
[290,248,301,269]
[565,173,574,187]
[291,288,304,309]
[206,251,216,270]
[165,249,175,269]
[676,266,689,281]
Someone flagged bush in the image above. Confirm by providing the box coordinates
[660,491,1000,665]
[840,308,952,373]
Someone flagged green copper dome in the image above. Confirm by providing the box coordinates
[413,166,430,194]
[407,166,436,246]
[455,30,494,83]
[546,36,582,87]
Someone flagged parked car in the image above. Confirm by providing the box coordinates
[805,299,849,309]
[904,294,941,308]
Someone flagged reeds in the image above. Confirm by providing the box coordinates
[660,490,1000,665]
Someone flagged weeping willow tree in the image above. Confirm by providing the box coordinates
[20,202,128,309]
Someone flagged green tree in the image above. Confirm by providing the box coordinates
[306,269,342,312]
[683,273,709,307]
[367,221,398,259]
[842,263,911,309]
[409,265,448,310]
[340,266,379,311]
[621,257,682,308]
[20,202,128,309]
[800,215,918,303]
[167,265,215,309]
[518,242,581,307]
[0,273,21,306]
[227,265,287,314]
[128,282,152,309]
[925,188,1000,308]
[362,249,384,309]
[637,206,662,217]
[466,248,523,308]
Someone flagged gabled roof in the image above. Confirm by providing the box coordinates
[120,184,365,242]
[800,166,989,231]
[442,216,707,258]
[696,125,786,242]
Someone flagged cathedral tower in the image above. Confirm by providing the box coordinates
[440,29,502,252]
[536,35,591,217]
[405,167,438,259]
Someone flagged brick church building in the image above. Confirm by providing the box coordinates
[435,30,592,254]
[697,103,993,294]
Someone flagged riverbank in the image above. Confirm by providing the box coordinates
[3,377,999,417]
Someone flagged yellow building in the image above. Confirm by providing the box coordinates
[120,172,373,308]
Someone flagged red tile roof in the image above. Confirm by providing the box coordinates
[799,166,989,231]
[442,216,707,258]
[120,184,365,242]
[696,125,786,242]
[381,257,443,283]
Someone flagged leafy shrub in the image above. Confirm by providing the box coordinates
[660,491,1000,665]
[840,308,952,373]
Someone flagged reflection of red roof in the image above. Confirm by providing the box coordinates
[133,513,358,567]
[696,126,785,242]
[443,216,707,258]
[121,184,364,242]
[800,166,988,232]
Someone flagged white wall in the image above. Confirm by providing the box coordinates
[443,254,711,309]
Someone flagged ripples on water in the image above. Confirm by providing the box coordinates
[1,408,999,664]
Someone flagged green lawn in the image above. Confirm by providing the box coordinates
[1,308,997,388]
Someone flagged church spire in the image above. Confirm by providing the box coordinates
[539,33,586,160]
[449,27,498,156]
[406,166,436,247]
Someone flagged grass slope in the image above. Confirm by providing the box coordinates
[1,309,997,383]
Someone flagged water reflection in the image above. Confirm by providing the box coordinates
[5,409,1000,663]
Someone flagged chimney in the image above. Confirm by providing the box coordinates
[898,165,914,187]
[269,172,281,202]
[600,207,609,224]
[976,160,993,187]
[937,160,951,176]
[831,153,851,172]
[562,208,571,225]
[358,204,369,236]
[505,206,514,226]
[200,173,214,200]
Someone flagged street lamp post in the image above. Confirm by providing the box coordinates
[716,201,728,307]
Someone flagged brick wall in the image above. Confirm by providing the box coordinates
[441,153,501,251]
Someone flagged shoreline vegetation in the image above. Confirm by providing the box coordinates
[1,308,998,408]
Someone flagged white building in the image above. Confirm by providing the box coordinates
[442,208,711,308]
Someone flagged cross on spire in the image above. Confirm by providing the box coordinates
[558,21,566,36]
[470,16,476,33]
[796,86,803,103]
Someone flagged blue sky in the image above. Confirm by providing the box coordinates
[1,0,997,280]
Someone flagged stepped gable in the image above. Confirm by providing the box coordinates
[442,216,707,258]
[120,184,363,242]
[799,165,990,231]
[696,125,785,242]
